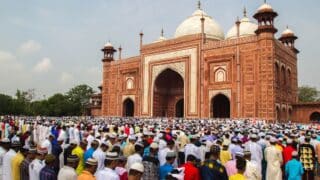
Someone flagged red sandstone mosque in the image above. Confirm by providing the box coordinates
[89,2,320,123]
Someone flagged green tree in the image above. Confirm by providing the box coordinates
[0,94,13,115]
[298,86,320,102]
[66,84,94,115]
[47,93,72,116]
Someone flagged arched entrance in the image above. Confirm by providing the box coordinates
[211,94,230,118]
[310,112,320,122]
[153,69,184,117]
[175,99,184,117]
[123,98,134,117]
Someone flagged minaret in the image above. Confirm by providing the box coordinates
[139,31,144,50]
[118,45,122,60]
[279,26,299,54]
[101,42,116,115]
[253,2,278,36]
[101,42,117,62]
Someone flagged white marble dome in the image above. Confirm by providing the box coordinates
[257,3,273,12]
[281,27,295,36]
[226,16,258,39]
[104,42,113,48]
[174,9,224,40]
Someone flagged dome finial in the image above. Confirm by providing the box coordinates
[243,7,247,17]
[264,0,267,3]
[197,0,201,10]
[161,28,164,37]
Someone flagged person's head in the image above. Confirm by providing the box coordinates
[45,154,56,167]
[48,134,55,142]
[134,143,144,155]
[128,162,144,180]
[105,152,119,169]
[69,141,77,150]
[292,151,299,160]
[26,147,37,160]
[91,140,99,150]
[236,157,246,174]
[111,145,121,154]
[85,158,98,174]
[100,143,108,152]
[36,147,48,160]
[165,151,176,164]
[186,154,197,165]
[270,137,277,145]
[11,141,21,152]
[149,143,159,155]
[66,155,79,169]
[167,140,175,149]
[117,156,127,168]
[210,145,220,159]
[0,139,11,151]
[305,136,311,143]
[80,140,88,150]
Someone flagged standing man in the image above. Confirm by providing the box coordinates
[200,145,228,180]
[2,139,16,180]
[159,151,176,180]
[78,158,98,180]
[128,162,144,180]
[142,142,160,180]
[285,151,304,180]
[298,136,316,180]
[72,140,87,175]
[96,152,120,180]
[29,147,47,180]
[57,155,79,180]
[180,154,201,180]
[39,154,57,180]
[265,138,283,180]
[20,147,37,180]
[243,150,261,180]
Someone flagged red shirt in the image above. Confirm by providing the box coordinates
[283,145,296,165]
[180,162,200,180]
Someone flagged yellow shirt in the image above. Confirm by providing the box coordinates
[229,173,246,180]
[123,142,135,157]
[11,152,24,180]
[275,144,283,152]
[220,150,232,165]
[72,146,85,175]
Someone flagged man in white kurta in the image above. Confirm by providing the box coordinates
[244,135,263,174]
[2,146,16,180]
[29,149,46,180]
[96,152,120,180]
[93,143,108,172]
[264,138,283,180]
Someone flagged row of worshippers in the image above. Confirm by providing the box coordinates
[1,128,318,179]
[1,116,320,180]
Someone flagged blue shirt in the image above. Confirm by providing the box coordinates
[84,148,95,162]
[159,163,174,180]
[285,159,304,180]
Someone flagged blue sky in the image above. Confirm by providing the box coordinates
[0,0,319,99]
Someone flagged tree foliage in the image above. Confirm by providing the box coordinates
[0,84,94,116]
[298,86,320,102]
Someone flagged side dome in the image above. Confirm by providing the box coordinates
[226,16,258,39]
[174,9,224,40]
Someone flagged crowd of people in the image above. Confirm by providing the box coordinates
[0,115,319,180]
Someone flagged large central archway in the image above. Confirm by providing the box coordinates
[153,69,184,117]
[310,112,320,122]
[211,94,230,118]
[123,98,134,117]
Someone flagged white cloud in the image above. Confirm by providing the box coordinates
[0,50,23,71]
[18,40,42,54]
[60,72,73,84]
[33,57,52,73]
[0,51,15,63]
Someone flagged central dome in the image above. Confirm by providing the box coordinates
[174,9,224,40]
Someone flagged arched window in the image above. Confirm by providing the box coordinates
[215,68,226,82]
[126,78,134,90]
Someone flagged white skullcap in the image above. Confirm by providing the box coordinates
[130,162,144,173]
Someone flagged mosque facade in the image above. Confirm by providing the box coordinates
[88,2,320,123]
